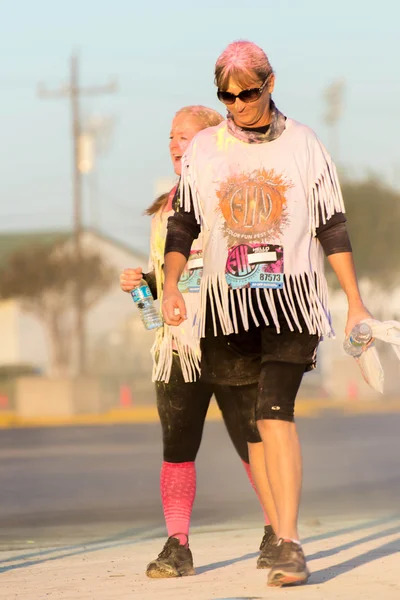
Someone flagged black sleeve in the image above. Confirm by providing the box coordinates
[316,211,352,256]
[164,184,201,260]
[142,270,157,299]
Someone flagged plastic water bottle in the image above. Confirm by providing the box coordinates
[343,322,373,358]
[131,280,163,331]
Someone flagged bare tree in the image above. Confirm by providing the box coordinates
[0,241,115,376]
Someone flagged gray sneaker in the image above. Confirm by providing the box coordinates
[146,535,195,579]
[257,525,278,569]
[267,539,310,587]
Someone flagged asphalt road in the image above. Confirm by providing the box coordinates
[1,413,399,549]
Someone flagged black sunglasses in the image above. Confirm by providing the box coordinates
[217,76,270,105]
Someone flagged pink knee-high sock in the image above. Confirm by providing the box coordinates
[242,460,271,526]
[160,461,196,546]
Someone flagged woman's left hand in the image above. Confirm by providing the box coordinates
[345,304,373,337]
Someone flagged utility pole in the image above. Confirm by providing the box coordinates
[81,115,115,229]
[323,79,345,163]
[38,53,117,376]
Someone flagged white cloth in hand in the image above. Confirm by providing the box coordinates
[356,319,400,394]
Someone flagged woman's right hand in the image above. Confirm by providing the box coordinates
[120,267,143,292]
[162,285,187,326]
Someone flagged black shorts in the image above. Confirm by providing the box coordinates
[200,327,318,385]
[200,328,261,386]
[261,326,319,370]
[200,295,319,385]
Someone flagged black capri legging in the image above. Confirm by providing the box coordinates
[156,354,261,464]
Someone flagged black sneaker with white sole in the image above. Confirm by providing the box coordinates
[146,535,195,579]
[257,525,278,569]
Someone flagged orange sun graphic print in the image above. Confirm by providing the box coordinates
[216,168,293,245]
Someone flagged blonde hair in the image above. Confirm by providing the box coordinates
[174,105,224,129]
[144,192,170,217]
[215,40,274,91]
[145,106,224,216]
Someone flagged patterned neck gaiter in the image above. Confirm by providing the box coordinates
[226,100,286,144]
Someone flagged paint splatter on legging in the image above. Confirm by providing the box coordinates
[156,354,261,464]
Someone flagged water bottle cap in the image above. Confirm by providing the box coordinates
[350,322,370,338]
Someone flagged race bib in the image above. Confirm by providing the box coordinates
[225,243,284,290]
[178,250,203,293]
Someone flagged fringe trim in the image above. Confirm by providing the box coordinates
[149,210,201,383]
[151,256,163,303]
[180,152,208,228]
[309,160,345,236]
[151,325,201,383]
[196,271,333,338]
[255,288,270,328]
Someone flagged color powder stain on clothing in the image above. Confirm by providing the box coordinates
[216,125,240,152]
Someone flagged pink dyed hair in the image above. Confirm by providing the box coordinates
[215,40,274,91]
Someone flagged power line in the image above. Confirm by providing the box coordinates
[37,52,117,376]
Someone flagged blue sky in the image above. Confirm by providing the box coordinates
[1,0,399,253]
